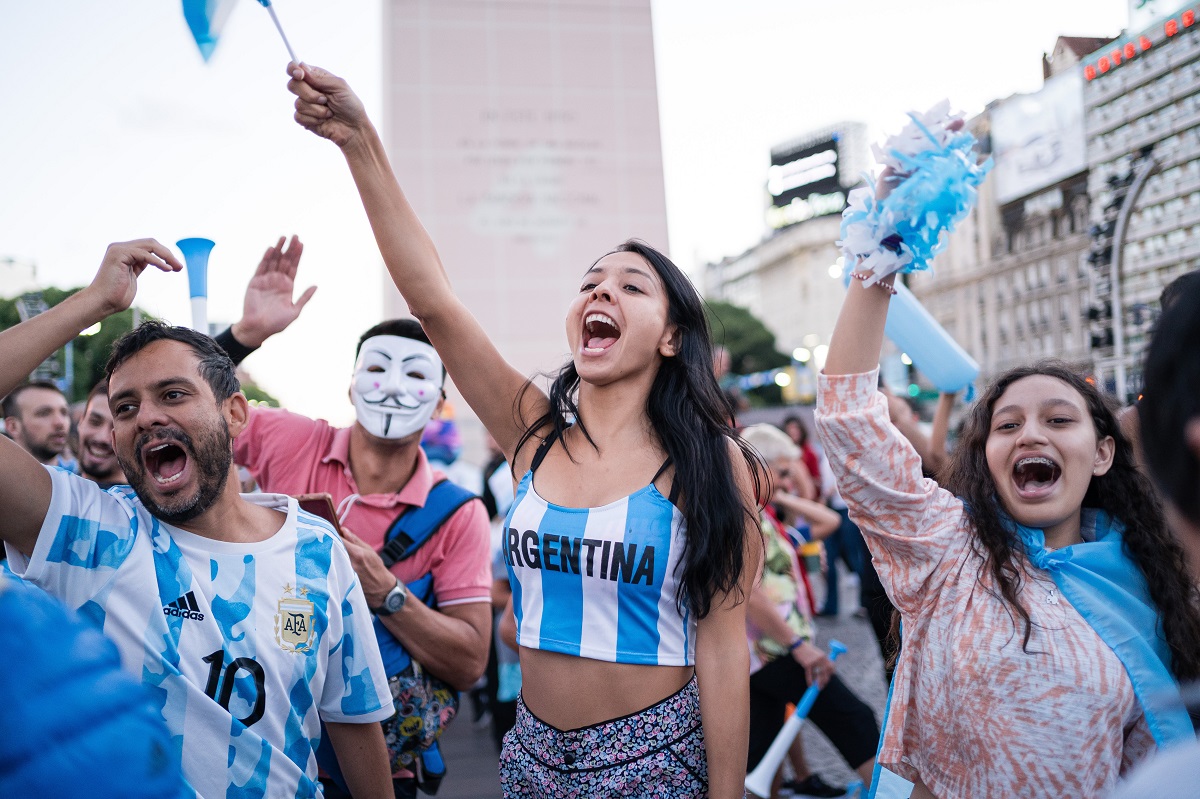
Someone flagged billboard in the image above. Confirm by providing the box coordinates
[768,138,841,205]
[991,69,1087,205]
[765,124,865,229]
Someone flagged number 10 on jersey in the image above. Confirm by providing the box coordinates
[203,649,266,727]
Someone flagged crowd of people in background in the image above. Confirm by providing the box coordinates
[2,61,1199,799]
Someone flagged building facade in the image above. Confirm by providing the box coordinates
[1081,3,1200,401]
[918,10,1199,404]
[909,149,1097,386]
[703,124,868,383]
[705,214,845,358]
[698,13,1200,409]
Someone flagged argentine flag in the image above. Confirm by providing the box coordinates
[182,0,237,62]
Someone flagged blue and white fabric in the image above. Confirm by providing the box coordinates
[3,467,393,799]
[1015,509,1193,748]
[502,471,694,666]
[839,100,992,284]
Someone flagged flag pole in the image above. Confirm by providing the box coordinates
[257,0,299,64]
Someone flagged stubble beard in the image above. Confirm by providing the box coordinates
[117,420,233,525]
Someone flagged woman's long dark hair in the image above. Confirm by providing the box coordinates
[940,361,1200,679]
[516,240,764,619]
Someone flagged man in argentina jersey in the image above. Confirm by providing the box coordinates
[0,240,396,799]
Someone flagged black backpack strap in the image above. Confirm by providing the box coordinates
[379,478,478,567]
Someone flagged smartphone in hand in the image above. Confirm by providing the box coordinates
[296,493,343,536]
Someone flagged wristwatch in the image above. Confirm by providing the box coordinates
[373,580,408,616]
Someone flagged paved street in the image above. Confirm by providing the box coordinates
[436,569,887,798]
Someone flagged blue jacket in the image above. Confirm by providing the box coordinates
[0,575,185,798]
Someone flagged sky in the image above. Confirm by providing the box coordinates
[0,0,1130,425]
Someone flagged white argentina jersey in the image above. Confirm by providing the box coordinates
[502,470,695,666]
[4,468,393,799]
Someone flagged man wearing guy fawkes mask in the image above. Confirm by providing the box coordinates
[350,331,444,440]
[217,238,491,798]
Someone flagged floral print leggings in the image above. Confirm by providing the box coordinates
[500,676,709,797]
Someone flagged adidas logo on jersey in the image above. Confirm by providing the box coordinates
[163,591,205,621]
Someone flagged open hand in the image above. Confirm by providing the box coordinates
[231,235,315,347]
[287,63,369,148]
[83,239,182,317]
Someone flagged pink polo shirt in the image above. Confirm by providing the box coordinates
[233,407,491,608]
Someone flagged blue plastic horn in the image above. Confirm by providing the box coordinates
[885,281,979,393]
[176,238,215,334]
[746,639,849,797]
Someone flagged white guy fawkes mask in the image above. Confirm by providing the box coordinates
[350,335,443,440]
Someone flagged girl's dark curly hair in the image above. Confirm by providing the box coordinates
[940,360,1200,680]
[516,240,765,619]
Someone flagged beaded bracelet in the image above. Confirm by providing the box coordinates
[848,271,899,296]
[788,638,806,652]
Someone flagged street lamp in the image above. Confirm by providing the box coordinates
[1110,156,1158,402]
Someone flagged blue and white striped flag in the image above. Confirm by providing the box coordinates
[181,0,238,62]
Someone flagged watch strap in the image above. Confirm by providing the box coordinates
[372,580,407,616]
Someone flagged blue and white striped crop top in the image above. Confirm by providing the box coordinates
[501,443,695,666]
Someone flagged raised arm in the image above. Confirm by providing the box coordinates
[927,391,957,477]
[788,458,818,501]
[818,134,974,611]
[771,491,841,541]
[882,386,939,471]
[0,240,181,555]
[286,63,547,460]
[214,235,315,365]
[232,236,315,346]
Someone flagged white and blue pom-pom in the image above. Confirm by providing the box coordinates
[838,100,992,285]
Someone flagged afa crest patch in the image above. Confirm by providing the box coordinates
[274,583,316,653]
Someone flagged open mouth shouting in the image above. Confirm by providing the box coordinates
[141,436,192,489]
[1012,455,1062,500]
[583,313,621,355]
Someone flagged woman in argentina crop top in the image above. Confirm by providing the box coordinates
[290,64,765,798]
[503,431,695,666]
